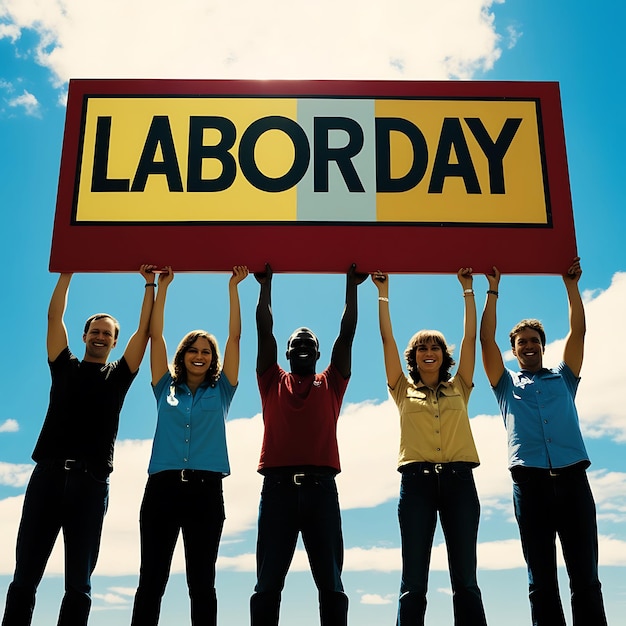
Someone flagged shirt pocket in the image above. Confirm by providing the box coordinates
[405,388,428,402]
[539,376,568,398]
[199,389,220,411]
[402,389,430,417]
[438,388,466,412]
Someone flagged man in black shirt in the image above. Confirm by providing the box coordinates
[2,267,155,626]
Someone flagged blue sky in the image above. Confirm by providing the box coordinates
[1,1,625,624]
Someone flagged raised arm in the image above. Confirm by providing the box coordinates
[47,273,73,361]
[371,272,403,388]
[123,264,157,374]
[562,257,585,377]
[479,266,505,386]
[149,266,173,385]
[331,264,368,379]
[255,264,278,376]
[221,266,249,385]
[456,268,477,388]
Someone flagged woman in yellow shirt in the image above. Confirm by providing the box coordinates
[372,269,487,626]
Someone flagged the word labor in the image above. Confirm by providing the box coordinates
[91,114,523,195]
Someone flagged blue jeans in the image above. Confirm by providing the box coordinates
[130,470,225,626]
[2,462,109,626]
[397,463,486,626]
[250,473,348,626]
[511,465,607,626]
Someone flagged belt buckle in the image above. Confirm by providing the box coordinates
[434,463,443,474]
[549,469,559,477]
[181,469,189,483]
[293,473,305,486]
[64,459,76,470]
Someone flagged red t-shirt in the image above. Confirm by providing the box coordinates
[257,362,349,473]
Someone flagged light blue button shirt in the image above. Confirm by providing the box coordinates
[147,371,237,476]
[493,362,590,470]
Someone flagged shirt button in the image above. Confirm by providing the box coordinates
[186,424,190,428]
[546,438,552,443]
[434,415,439,419]
[436,448,441,452]
[544,419,548,424]
[183,457,188,462]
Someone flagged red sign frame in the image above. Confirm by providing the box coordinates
[50,79,576,274]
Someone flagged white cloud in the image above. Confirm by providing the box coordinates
[0,418,19,432]
[588,469,626,524]
[505,25,522,49]
[0,461,33,487]
[108,586,136,597]
[8,89,39,116]
[468,414,511,511]
[544,272,626,441]
[91,591,130,606]
[209,535,626,573]
[0,0,504,86]
[0,22,20,42]
[360,593,395,605]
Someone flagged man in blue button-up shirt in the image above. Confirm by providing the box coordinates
[480,257,607,626]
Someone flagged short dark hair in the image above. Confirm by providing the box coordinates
[286,327,319,350]
[173,330,221,386]
[404,330,455,384]
[509,319,546,349]
[83,314,120,339]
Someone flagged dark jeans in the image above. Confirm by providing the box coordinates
[250,473,348,626]
[2,462,109,626]
[397,463,487,626]
[130,470,225,626]
[511,465,607,626]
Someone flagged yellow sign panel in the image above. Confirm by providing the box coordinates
[375,99,546,224]
[75,96,548,225]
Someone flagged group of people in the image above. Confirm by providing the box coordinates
[1,257,608,626]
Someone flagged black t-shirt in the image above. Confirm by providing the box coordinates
[32,347,137,477]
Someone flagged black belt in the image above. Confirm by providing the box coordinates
[156,469,223,483]
[510,461,588,481]
[263,471,336,486]
[40,459,88,472]
[291,473,331,486]
[400,461,475,475]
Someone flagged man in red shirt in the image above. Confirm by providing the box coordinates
[250,264,366,626]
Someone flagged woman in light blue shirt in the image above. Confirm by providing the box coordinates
[131,265,248,626]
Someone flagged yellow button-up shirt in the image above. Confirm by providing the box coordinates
[389,374,480,468]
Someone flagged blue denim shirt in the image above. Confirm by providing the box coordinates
[147,371,236,475]
[493,362,590,470]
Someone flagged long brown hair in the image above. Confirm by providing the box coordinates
[172,330,222,386]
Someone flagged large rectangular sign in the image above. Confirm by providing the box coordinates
[50,79,577,274]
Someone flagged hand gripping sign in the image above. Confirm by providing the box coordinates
[50,79,576,274]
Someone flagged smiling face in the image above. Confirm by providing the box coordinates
[82,317,118,363]
[173,330,221,385]
[414,340,444,374]
[511,327,545,372]
[286,327,320,376]
[183,337,213,379]
[404,329,455,384]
